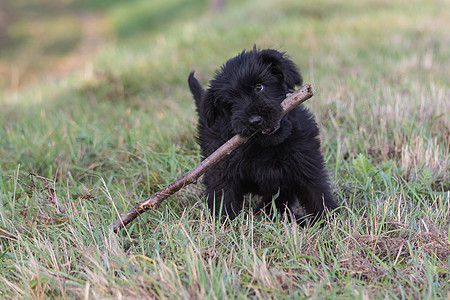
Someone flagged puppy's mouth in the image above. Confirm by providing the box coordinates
[261,121,281,135]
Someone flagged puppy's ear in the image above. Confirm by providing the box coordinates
[259,49,303,90]
[202,90,222,128]
[189,72,225,128]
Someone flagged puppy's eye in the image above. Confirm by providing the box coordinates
[255,83,264,92]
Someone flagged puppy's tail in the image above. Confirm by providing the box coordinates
[188,71,205,109]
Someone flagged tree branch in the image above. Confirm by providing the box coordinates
[110,84,314,232]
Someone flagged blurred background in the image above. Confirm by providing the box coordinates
[1,0,448,92]
[0,0,222,90]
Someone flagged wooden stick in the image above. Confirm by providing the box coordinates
[110,84,314,232]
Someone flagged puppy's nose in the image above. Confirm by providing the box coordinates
[248,115,263,126]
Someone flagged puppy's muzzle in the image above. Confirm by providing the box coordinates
[261,122,281,135]
[248,115,263,126]
[249,115,281,135]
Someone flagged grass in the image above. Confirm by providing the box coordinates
[0,0,449,298]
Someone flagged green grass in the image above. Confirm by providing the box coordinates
[0,0,449,298]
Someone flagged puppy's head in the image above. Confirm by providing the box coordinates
[192,47,302,146]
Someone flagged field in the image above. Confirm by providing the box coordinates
[0,0,449,298]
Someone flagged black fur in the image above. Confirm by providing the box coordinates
[188,47,338,223]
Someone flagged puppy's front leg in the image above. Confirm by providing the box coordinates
[260,189,296,217]
[205,184,243,221]
[296,182,338,221]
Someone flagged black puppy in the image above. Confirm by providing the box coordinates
[188,47,338,223]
